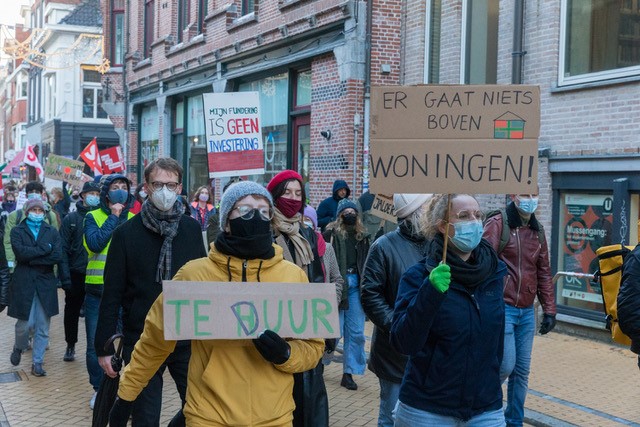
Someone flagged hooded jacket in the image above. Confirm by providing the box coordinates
[316,180,350,231]
[117,244,325,426]
[59,200,97,285]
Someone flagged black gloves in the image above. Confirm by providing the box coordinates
[253,330,290,365]
[324,338,337,354]
[539,313,556,335]
[109,397,133,427]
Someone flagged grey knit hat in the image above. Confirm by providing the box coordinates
[23,198,45,214]
[336,198,359,217]
[219,181,273,230]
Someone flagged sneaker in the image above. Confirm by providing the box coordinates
[31,363,46,377]
[63,346,75,362]
[90,392,97,410]
[340,373,358,391]
[10,347,22,366]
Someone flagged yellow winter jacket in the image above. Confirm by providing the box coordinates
[117,244,325,427]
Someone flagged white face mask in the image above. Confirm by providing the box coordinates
[150,187,178,211]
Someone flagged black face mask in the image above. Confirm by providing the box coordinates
[215,211,275,260]
[342,213,357,226]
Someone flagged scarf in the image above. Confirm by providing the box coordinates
[272,209,314,268]
[428,234,498,289]
[215,232,275,260]
[140,199,184,283]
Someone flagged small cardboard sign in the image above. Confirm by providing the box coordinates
[370,194,397,223]
[163,281,340,340]
[43,154,86,188]
[369,85,540,194]
[202,92,265,179]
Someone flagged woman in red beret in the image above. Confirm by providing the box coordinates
[267,170,328,427]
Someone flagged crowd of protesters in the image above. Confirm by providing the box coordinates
[0,163,559,427]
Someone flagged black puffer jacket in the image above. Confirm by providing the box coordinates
[59,201,96,286]
[360,221,428,382]
[618,244,640,355]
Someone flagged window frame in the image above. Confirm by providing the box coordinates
[459,0,498,84]
[241,0,255,16]
[197,0,207,34]
[559,0,640,87]
[144,0,155,58]
[16,72,27,100]
[177,0,190,43]
[44,73,56,121]
[81,68,107,119]
[111,0,125,67]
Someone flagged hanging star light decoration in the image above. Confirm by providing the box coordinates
[1,24,110,74]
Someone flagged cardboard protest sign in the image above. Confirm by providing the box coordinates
[369,85,540,194]
[163,281,340,340]
[44,154,87,188]
[370,194,397,223]
[99,146,125,173]
[202,92,265,178]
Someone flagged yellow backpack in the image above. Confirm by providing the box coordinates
[595,244,633,346]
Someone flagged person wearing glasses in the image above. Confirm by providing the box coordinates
[266,170,328,427]
[391,194,507,426]
[483,191,556,427]
[108,180,324,426]
[82,173,136,409]
[94,158,206,426]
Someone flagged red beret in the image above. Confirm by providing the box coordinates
[267,170,303,193]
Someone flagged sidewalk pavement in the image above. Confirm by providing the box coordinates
[0,290,638,426]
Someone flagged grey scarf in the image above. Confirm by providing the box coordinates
[140,199,184,283]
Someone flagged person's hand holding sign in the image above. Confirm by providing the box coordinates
[428,263,451,293]
[253,330,291,365]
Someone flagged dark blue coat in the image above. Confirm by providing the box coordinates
[8,220,63,320]
[316,179,350,230]
[390,258,506,421]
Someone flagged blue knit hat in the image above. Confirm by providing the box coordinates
[219,181,273,230]
[336,198,358,217]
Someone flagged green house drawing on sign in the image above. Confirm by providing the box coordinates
[494,112,525,139]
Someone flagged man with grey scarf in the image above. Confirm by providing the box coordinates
[95,158,206,426]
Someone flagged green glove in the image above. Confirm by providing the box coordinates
[429,263,451,293]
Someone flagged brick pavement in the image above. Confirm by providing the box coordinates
[0,290,638,426]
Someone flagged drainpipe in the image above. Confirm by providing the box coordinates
[512,0,525,84]
[362,0,373,193]
[122,0,131,180]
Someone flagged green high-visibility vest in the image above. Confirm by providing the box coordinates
[83,209,134,285]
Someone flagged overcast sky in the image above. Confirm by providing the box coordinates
[0,0,29,61]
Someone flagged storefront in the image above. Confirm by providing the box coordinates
[550,154,640,326]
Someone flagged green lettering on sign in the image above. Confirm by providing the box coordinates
[166,300,190,335]
[311,298,333,334]
[194,300,212,336]
[263,299,283,333]
[288,300,308,334]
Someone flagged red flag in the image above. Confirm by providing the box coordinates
[24,141,44,181]
[80,137,103,176]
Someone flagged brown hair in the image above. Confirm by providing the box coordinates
[144,157,183,183]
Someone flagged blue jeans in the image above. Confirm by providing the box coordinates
[378,378,401,427]
[500,305,535,427]
[84,293,103,391]
[338,274,366,375]
[394,401,505,426]
[15,295,50,364]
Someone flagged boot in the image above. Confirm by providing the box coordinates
[31,363,47,377]
[10,347,22,366]
[340,373,358,390]
[63,346,75,362]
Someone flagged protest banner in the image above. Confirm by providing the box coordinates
[99,146,125,173]
[370,194,397,223]
[369,85,540,194]
[202,92,265,178]
[163,281,340,340]
[44,154,87,188]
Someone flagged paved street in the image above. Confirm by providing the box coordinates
[0,290,638,426]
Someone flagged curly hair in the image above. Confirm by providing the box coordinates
[419,194,478,239]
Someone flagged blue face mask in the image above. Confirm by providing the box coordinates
[85,194,100,207]
[517,197,538,214]
[108,189,129,205]
[27,193,42,201]
[450,220,484,253]
[27,212,45,224]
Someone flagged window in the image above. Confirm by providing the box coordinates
[18,73,27,98]
[425,0,441,83]
[177,0,189,43]
[198,0,208,33]
[560,0,640,86]
[140,105,159,168]
[294,69,311,108]
[44,74,56,121]
[111,0,125,66]
[462,0,498,84]
[241,0,255,16]
[144,0,154,58]
[82,69,107,119]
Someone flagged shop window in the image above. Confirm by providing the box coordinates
[426,0,441,83]
[82,69,107,119]
[140,105,159,168]
[144,0,154,58]
[556,192,614,313]
[111,0,125,66]
[294,69,311,108]
[462,0,498,84]
[560,0,640,86]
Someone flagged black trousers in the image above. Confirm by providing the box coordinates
[123,341,190,427]
[63,271,86,346]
